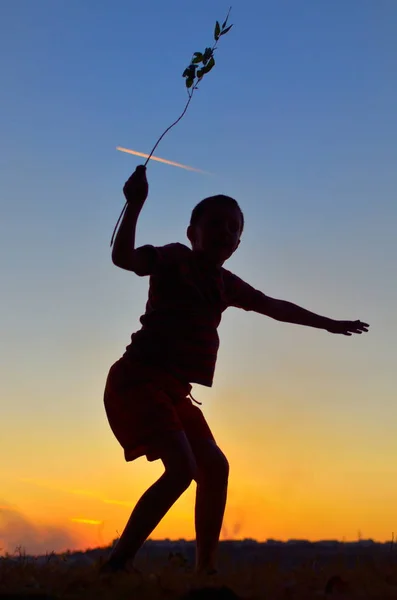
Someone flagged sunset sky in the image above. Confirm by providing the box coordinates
[1,0,396,555]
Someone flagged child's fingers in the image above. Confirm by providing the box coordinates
[132,165,147,179]
[127,166,146,180]
[124,167,147,189]
[123,165,149,203]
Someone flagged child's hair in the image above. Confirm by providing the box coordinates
[190,195,245,233]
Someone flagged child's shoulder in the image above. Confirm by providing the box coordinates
[156,242,191,260]
[221,265,241,282]
[148,242,191,270]
[221,266,254,295]
[160,242,190,253]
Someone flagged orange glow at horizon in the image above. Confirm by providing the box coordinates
[16,477,136,508]
[70,518,103,525]
[6,373,397,557]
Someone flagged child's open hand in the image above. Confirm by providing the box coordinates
[123,165,149,206]
[327,319,369,336]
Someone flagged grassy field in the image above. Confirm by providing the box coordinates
[1,543,397,599]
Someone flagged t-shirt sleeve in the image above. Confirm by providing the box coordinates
[132,242,189,276]
[223,269,262,311]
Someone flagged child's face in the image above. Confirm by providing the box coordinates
[187,204,243,266]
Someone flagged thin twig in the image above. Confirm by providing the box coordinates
[111,8,232,246]
[144,91,194,166]
[144,19,224,166]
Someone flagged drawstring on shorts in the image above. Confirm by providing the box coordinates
[188,392,202,405]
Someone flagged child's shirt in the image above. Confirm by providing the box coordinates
[123,243,262,387]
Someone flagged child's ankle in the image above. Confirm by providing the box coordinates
[195,564,218,576]
[106,554,128,570]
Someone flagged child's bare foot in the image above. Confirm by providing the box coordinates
[98,556,141,578]
[99,560,127,575]
[194,566,218,577]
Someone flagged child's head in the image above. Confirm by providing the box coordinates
[187,195,244,265]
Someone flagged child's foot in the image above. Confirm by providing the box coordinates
[195,567,218,577]
[99,557,140,577]
[99,560,127,575]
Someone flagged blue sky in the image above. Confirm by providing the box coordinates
[1,0,397,548]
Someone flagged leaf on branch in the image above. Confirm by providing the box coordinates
[186,77,194,88]
[202,47,213,65]
[220,24,233,36]
[192,52,203,64]
[222,6,232,29]
[197,68,204,79]
[202,56,215,74]
[214,21,220,41]
[182,64,197,80]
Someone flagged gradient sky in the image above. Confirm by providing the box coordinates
[1,0,397,555]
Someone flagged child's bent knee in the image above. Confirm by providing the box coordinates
[164,466,194,492]
[214,453,229,484]
[197,452,229,487]
[220,454,230,481]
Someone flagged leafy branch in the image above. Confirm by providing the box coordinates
[143,7,233,166]
[111,9,233,246]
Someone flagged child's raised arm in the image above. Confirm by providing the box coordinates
[111,165,151,274]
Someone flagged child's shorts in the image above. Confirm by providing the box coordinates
[103,356,215,462]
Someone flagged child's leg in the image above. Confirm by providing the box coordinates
[104,431,197,570]
[191,440,229,573]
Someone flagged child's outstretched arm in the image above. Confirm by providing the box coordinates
[112,165,151,274]
[251,293,369,336]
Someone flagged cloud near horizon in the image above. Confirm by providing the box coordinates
[0,500,79,556]
[70,518,103,525]
[17,477,136,508]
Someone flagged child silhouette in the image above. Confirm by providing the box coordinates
[101,165,369,575]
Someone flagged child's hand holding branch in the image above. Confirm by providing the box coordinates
[123,165,149,207]
[111,165,149,270]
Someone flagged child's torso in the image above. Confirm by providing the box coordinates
[124,251,228,387]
